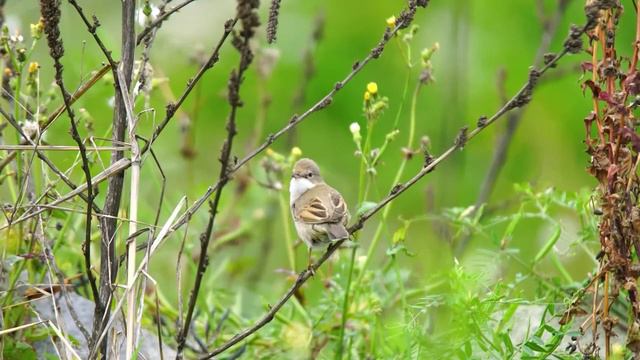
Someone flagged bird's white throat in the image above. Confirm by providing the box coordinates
[289,178,315,205]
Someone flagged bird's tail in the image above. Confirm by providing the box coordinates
[326,223,349,240]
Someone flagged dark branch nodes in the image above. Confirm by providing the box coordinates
[543,52,557,68]
[266,0,281,44]
[564,24,584,54]
[509,68,540,110]
[390,183,404,195]
[90,15,100,32]
[316,96,333,110]
[423,148,434,170]
[476,115,488,128]
[454,126,469,150]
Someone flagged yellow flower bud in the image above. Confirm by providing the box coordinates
[3,67,11,77]
[364,91,371,101]
[266,148,275,157]
[386,16,396,27]
[290,146,302,157]
[366,82,378,95]
[30,20,44,40]
[28,62,39,75]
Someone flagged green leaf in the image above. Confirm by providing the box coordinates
[3,340,37,360]
[500,333,514,354]
[533,224,561,263]
[524,339,546,352]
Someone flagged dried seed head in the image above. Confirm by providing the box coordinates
[266,0,281,44]
[564,24,584,54]
[40,0,64,61]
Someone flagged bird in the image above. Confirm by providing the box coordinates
[289,158,350,272]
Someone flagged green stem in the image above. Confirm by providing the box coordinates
[356,83,421,287]
[335,247,357,359]
[278,192,296,271]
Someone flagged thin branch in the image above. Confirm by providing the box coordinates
[0,108,103,217]
[0,144,128,151]
[140,17,238,154]
[455,0,571,257]
[136,0,199,45]
[65,0,137,355]
[66,1,118,69]
[0,158,131,231]
[201,20,590,359]
[175,2,257,356]
[0,64,111,174]
[40,0,100,315]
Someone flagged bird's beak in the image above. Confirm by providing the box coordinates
[291,174,299,179]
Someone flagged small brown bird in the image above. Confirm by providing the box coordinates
[290,158,350,271]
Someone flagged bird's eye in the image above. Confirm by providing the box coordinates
[306,172,313,178]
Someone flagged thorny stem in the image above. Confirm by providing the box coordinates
[201,19,585,360]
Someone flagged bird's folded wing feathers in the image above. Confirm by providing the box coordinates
[294,185,348,225]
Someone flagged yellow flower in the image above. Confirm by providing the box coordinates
[366,82,378,95]
[266,148,275,157]
[386,16,396,27]
[28,62,39,75]
[3,68,11,77]
[364,91,371,101]
[30,20,44,40]
[290,146,302,157]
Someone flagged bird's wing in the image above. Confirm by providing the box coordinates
[294,184,348,225]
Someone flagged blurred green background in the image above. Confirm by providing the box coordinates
[2,0,636,357]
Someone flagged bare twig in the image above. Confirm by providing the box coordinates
[455,0,570,257]
[175,2,258,356]
[0,64,111,174]
[88,197,186,360]
[0,144,128,151]
[40,0,100,320]
[0,158,131,231]
[0,108,103,218]
[136,0,199,45]
[141,17,237,154]
[201,21,589,359]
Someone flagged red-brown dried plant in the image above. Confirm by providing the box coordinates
[569,0,640,357]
